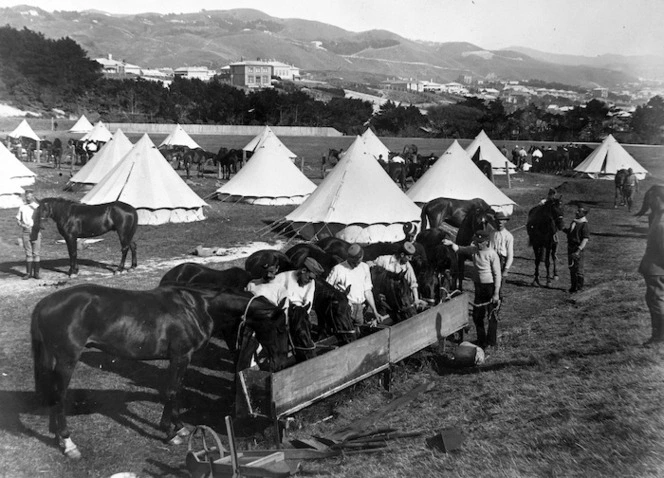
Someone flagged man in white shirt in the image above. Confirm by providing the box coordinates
[16,190,41,280]
[327,244,388,329]
[245,257,288,308]
[490,211,514,300]
[273,257,324,316]
[370,242,427,310]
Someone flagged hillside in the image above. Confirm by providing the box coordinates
[0,5,641,87]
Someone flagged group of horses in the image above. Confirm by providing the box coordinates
[34,176,663,459]
[525,144,594,174]
[160,145,245,180]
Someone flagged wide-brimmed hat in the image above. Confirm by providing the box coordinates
[472,230,490,243]
[495,212,510,221]
[401,241,416,256]
[303,257,324,275]
[347,244,364,260]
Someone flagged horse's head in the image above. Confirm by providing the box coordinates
[548,197,565,230]
[37,198,54,221]
[377,269,417,322]
[315,279,355,344]
[417,265,439,305]
[245,296,290,372]
[288,303,316,362]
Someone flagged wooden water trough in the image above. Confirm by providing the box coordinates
[237,293,469,420]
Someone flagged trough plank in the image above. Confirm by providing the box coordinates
[272,328,391,417]
[389,294,468,364]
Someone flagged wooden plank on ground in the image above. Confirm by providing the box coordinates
[389,294,468,364]
[272,327,391,417]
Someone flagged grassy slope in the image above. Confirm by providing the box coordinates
[0,133,662,477]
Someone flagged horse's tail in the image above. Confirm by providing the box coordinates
[31,309,55,406]
[420,205,429,230]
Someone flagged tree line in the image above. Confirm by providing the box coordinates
[1,25,662,144]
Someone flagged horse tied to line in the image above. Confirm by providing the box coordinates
[37,198,138,277]
[31,284,290,459]
[526,196,564,287]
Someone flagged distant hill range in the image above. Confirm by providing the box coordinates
[3,5,662,88]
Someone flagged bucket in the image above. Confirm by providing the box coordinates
[453,341,485,366]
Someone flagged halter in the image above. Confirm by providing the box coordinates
[287,305,316,353]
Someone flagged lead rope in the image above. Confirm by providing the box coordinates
[235,295,259,352]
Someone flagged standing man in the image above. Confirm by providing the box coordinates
[444,230,501,348]
[623,168,639,212]
[563,206,590,293]
[16,189,41,280]
[370,242,427,310]
[490,211,514,300]
[639,191,664,346]
[327,244,388,330]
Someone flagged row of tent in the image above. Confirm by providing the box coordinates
[1,118,649,242]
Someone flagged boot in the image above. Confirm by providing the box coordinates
[577,275,584,292]
[23,262,32,280]
[568,272,577,293]
[32,261,40,280]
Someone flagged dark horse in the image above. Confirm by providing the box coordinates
[614,168,629,208]
[285,243,340,279]
[371,266,417,323]
[379,154,407,190]
[420,197,492,229]
[313,278,355,344]
[527,197,564,287]
[183,148,216,179]
[636,184,664,226]
[38,198,138,277]
[31,284,289,458]
[245,249,293,277]
[215,147,243,180]
[470,149,494,181]
[160,264,252,290]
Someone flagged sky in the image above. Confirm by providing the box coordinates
[1,0,663,57]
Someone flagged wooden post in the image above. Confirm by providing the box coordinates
[300,156,304,172]
[506,161,511,189]
[71,144,75,172]
[36,139,40,164]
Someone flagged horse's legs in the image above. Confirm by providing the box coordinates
[51,356,82,459]
[543,246,552,287]
[551,242,559,281]
[532,246,542,287]
[65,237,78,276]
[130,241,137,269]
[160,355,192,444]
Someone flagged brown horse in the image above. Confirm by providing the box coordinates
[31,285,289,458]
[420,197,492,229]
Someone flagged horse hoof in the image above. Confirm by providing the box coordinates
[531,280,540,287]
[167,434,185,446]
[59,437,81,460]
[176,426,190,438]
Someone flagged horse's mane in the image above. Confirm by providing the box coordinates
[315,277,346,301]
[42,197,78,206]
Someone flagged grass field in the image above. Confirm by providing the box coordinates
[0,132,663,477]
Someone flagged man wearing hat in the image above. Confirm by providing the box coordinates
[370,241,427,310]
[490,211,514,299]
[443,230,501,348]
[246,255,288,308]
[272,257,324,317]
[327,244,388,329]
[563,206,590,293]
[16,189,41,280]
